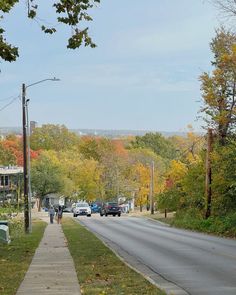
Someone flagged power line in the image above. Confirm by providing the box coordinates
[0,95,20,112]
[0,94,20,102]
[177,135,206,159]
[178,126,236,159]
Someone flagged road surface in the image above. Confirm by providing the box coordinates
[77,215,236,295]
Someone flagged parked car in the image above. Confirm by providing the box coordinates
[100,202,121,217]
[63,206,72,213]
[90,202,102,213]
[73,202,91,217]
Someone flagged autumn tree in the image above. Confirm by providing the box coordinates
[0,0,100,63]
[211,142,236,215]
[30,124,80,151]
[31,151,63,211]
[75,158,103,202]
[200,28,236,145]
[0,141,16,165]
[130,132,177,159]
[78,137,101,161]
[133,163,150,211]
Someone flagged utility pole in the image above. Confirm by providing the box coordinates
[22,83,29,233]
[150,161,155,215]
[21,78,60,233]
[205,128,213,219]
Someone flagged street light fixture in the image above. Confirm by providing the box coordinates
[22,77,60,233]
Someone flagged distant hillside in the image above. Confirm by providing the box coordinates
[0,127,22,135]
[0,127,190,138]
[71,129,189,138]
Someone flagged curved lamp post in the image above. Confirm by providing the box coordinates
[22,78,60,233]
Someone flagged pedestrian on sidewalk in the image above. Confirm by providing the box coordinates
[57,206,63,224]
[49,206,55,224]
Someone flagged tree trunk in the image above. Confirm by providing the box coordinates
[37,198,42,212]
[219,127,227,146]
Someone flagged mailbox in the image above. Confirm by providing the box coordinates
[0,224,11,244]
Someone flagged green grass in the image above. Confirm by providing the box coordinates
[169,212,236,238]
[0,220,47,295]
[153,211,236,238]
[62,218,165,295]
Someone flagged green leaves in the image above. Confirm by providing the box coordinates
[31,151,63,199]
[0,0,100,63]
[41,26,57,34]
[30,124,80,151]
[0,32,18,62]
[0,0,19,13]
[130,132,178,160]
[200,28,236,145]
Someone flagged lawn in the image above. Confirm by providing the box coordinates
[151,211,236,238]
[0,220,47,295]
[62,218,165,295]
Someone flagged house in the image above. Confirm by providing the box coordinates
[0,166,23,204]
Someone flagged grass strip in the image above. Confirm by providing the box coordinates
[150,212,236,238]
[62,218,165,295]
[0,220,47,295]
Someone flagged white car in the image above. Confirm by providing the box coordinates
[73,203,91,217]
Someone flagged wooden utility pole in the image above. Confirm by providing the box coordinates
[22,83,29,233]
[150,161,154,215]
[205,128,213,219]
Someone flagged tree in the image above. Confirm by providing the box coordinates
[0,0,100,63]
[159,158,205,214]
[30,124,80,151]
[75,158,103,202]
[130,132,177,159]
[212,1,236,19]
[133,163,150,211]
[0,141,16,165]
[200,28,236,145]
[78,137,100,161]
[211,142,236,215]
[169,126,205,165]
[31,151,63,211]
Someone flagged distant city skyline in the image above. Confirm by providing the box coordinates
[0,1,218,132]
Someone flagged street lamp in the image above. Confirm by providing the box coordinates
[22,77,60,233]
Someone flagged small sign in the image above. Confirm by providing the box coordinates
[59,197,65,206]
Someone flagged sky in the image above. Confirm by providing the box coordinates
[0,0,220,132]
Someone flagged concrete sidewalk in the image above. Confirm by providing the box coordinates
[16,216,81,295]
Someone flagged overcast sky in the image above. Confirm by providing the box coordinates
[0,1,219,132]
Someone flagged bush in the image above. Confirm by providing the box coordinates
[171,211,236,237]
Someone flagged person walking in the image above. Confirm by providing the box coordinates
[57,206,63,224]
[49,206,55,224]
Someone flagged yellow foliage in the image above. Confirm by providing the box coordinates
[168,160,187,183]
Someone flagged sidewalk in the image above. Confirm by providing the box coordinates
[16,214,81,295]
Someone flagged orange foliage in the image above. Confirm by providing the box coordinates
[2,137,40,166]
[2,138,23,166]
[112,139,128,158]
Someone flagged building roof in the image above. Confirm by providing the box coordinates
[0,166,23,175]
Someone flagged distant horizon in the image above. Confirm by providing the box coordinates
[0,125,204,135]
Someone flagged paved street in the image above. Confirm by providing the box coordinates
[77,215,236,295]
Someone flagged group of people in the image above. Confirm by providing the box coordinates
[48,206,63,224]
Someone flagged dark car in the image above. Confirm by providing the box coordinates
[100,202,121,217]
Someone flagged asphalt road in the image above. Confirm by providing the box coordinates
[77,215,236,295]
